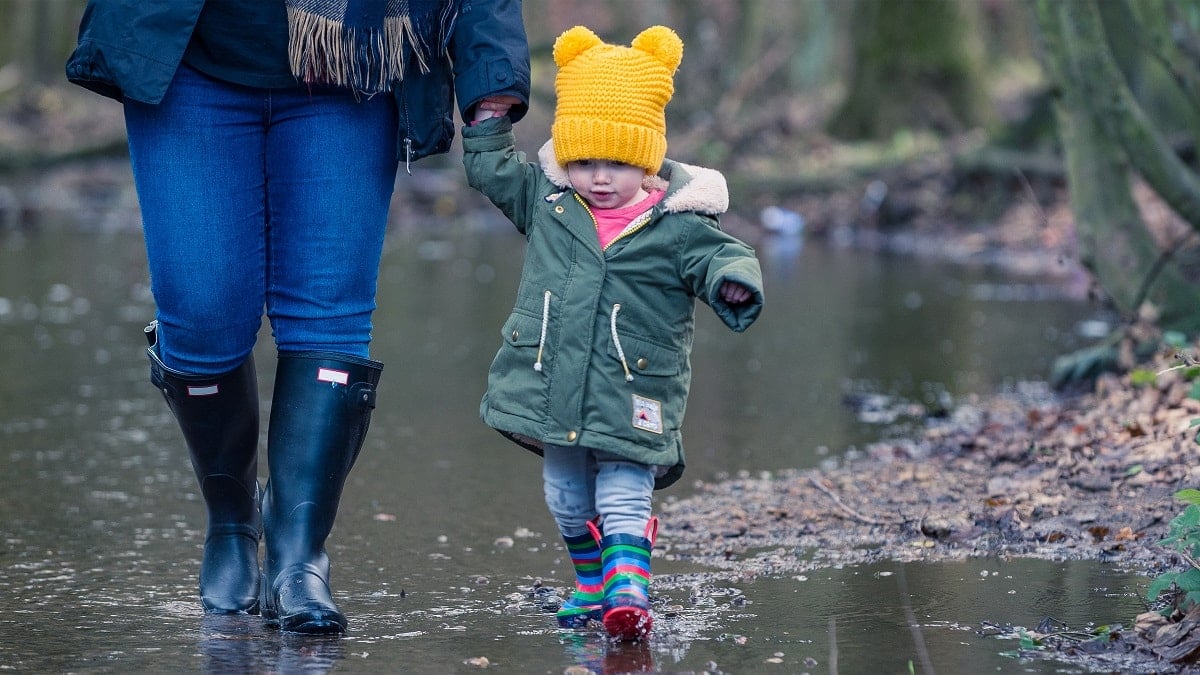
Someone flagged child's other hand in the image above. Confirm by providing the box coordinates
[719,280,752,304]
[472,95,522,122]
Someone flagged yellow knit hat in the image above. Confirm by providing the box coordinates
[551,25,684,174]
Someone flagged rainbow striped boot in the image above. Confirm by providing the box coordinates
[555,530,603,628]
[589,517,659,641]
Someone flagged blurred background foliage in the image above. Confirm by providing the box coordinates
[4,0,1200,357]
[0,0,1192,172]
[0,0,1061,168]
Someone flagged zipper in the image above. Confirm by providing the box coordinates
[401,97,414,175]
[574,194,655,251]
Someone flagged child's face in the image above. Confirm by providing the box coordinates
[566,159,648,209]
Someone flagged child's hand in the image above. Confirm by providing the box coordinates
[472,95,522,122]
[719,280,752,304]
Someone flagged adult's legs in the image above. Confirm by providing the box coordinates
[125,64,269,374]
[257,82,398,634]
[262,80,397,357]
[146,326,261,614]
[124,65,271,613]
[260,352,382,634]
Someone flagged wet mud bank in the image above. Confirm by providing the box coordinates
[658,341,1200,670]
[660,374,1191,576]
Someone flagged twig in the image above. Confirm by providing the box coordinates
[1157,351,1200,376]
[1180,549,1200,571]
[828,617,838,675]
[1132,249,1178,313]
[1014,168,1049,230]
[896,564,936,675]
[809,475,897,525]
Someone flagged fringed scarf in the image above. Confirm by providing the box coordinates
[285,0,454,95]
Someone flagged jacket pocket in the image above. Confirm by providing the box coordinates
[485,310,550,420]
[601,331,686,438]
[606,332,682,377]
[501,310,543,349]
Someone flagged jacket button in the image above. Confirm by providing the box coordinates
[636,357,649,370]
[566,430,578,442]
[511,330,519,340]
[554,205,564,214]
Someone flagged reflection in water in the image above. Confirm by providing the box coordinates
[0,214,1137,672]
[199,616,345,674]
[559,631,656,674]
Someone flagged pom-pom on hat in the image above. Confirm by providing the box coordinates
[551,25,683,174]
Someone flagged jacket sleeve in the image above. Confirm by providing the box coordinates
[461,116,545,235]
[448,0,531,123]
[679,218,765,332]
[65,0,206,104]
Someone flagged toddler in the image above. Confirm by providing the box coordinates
[463,25,763,640]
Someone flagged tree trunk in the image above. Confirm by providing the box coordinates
[829,0,990,139]
[1035,0,1200,335]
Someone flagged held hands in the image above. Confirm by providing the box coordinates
[719,280,753,305]
[472,95,522,122]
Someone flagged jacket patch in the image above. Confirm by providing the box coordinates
[544,191,565,202]
[632,394,664,434]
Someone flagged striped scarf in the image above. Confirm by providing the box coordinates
[285,0,453,95]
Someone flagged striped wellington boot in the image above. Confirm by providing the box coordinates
[588,517,659,641]
[555,530,603,628]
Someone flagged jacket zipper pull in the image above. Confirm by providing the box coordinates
[404,138,414,176]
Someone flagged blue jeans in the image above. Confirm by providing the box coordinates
[542,444,655,538]
[124,65,398,375]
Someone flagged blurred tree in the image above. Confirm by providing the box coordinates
[1,0,83,87]
[829,0,992,139]
[1035,0,1200,383]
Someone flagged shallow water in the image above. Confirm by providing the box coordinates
[0,165,1146,672]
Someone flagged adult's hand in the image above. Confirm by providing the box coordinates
[472,95,523,122]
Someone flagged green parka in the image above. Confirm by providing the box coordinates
[462,117,764,489]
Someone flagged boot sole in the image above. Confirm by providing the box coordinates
[263,608,347,634]
[556,608,601,629]
[281,612,347,635]
[202,602,260,615]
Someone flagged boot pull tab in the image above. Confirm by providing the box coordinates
[586,518,603,544]
[349,382,377,409]
[644,516,659,546]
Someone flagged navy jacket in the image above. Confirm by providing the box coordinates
[65,0,531,164]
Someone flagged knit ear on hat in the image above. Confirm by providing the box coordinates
[631,25,683,73]
[553,26,603,67]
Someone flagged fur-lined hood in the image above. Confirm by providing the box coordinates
[536,140,729,216]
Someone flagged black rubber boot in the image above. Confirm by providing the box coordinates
[146,322,261,614]
[260,352,382,634]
